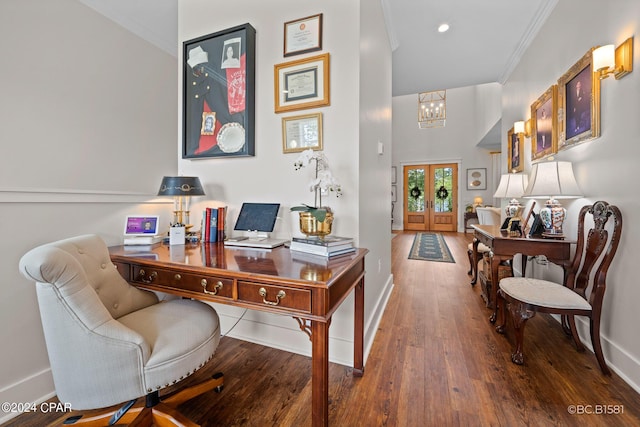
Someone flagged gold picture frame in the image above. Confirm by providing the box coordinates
[274,53,330,113]
[531,85,558,161]
[507,126,524,173]
[282,112,323,153]
[557,47,600,151]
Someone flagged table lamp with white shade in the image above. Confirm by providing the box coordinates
[493,173,529,220]
[523,161,582,238]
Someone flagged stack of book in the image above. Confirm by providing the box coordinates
[201,206,227,242]
[290,235,355,258]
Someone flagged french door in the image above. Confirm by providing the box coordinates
[403,163,458,232]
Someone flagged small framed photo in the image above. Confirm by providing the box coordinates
[557,47,600,150]
[466,168,487,190]
[282,112,323,153]
[284,13,323,57]
[531,85,558,161]
[507,126,524,173]
[183,24,256,159]
[274,53,330,113]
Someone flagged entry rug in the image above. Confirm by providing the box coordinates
[408,232,455,263]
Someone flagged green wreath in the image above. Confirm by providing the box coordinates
[436,186,449,200]
[410,186,422,199]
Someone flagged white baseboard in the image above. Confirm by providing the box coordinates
[0,368,55,424]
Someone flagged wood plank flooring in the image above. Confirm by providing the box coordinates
[4,231,640,426]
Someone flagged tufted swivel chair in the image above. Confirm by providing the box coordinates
[19,234,224,426]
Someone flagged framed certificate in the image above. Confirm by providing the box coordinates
[282,112,323,153]
[274,53,330,113]
[284,13,323,57]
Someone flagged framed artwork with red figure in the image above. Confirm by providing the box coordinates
[183,24,256,159]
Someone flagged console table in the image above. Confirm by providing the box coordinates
[464,211,478,233]
[109,243,368,427]
[470,224,572,324]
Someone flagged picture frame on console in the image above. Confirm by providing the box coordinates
[183,23,256,159]
[557,47,600,151]
[531,85,558,161]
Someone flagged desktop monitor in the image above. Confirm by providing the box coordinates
[233,203,280,233]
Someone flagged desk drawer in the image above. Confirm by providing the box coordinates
[131,264,234,299]
[238,281,311,313]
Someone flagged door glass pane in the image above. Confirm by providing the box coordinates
[407,168,425,212]
[433,167,453,212]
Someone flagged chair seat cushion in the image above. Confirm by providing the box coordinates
[118,299,220,391]
[468,242,490,253]
[499,277,592,310]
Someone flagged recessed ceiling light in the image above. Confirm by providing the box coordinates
[438,23,450,33]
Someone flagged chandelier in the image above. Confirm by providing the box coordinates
[418,90,446,128]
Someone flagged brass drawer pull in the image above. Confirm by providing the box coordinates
[202,279,223,295]
[259,287,286,306]
[137,269,157,284]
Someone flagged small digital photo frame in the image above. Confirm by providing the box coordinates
[124,215,160,236]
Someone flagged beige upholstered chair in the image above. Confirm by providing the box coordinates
[467,207,502,277]
[19,234,224,426]
[497,201,622,374]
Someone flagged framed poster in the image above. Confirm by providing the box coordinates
[507,126,524,173]
[466,168,487,190]
[531,85,558,161]
[282,112,323,153]
[274,53,330,113]
[557,47,600,150]
[284,13,323,57]
[183,23,256,159]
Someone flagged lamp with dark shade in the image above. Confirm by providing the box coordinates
[523,161,582,238]
[157,176,205,227]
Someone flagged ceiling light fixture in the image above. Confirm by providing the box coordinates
[438,23,450,33]
[418,90,446,128]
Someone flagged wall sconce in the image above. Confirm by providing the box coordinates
[593,37,633,80]
[514,119,531,138]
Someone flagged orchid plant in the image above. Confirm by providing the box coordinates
[291,149,342,222]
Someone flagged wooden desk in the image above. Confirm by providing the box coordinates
[470,225,572,324]
[109,243,368,427]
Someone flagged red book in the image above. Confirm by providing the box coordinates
[217,207,226,242]
[204,208,212,243]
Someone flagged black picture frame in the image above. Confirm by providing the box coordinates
[183,23,256,159]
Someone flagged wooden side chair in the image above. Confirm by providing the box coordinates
[497,201,622,374]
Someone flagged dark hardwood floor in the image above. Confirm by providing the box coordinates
[4,231,640,426]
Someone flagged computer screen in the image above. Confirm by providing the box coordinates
[233,203,280,233]
[124,215,160,236]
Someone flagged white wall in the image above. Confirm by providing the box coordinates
[0,0,177,421]
[178,0,392,367]
[503,0,640,391]
[392,84,499,229]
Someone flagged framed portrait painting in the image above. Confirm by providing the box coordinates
[183,24,256,159]
[531,85,558,161]
[557,47,600,150]
[507,126,524,173]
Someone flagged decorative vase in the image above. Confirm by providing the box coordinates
[299,208,334,237]
[539,199,566,236]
